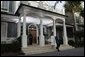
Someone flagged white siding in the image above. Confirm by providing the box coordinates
[1,22,7,42]
[14,1,20,13]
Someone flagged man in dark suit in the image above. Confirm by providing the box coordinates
[55,33,63,52]
[28,33,33,45]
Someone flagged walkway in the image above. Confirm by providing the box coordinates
[21,44,74,55]
[27,47,84,56]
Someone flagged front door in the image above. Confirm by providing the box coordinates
[29,28,37,44]
[31,29,36,44]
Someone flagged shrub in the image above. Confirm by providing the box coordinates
[1,36,22,53]
[75,40,84,47]
[68,40,75,47]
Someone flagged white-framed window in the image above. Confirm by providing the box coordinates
[1,1,9,12]
[1,1,16,13]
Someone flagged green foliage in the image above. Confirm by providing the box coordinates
[1,36,22,53]
[80,9,84,17]
[65,1,84,31]
[64,1,83,13]
[68,39,84,48]
[68,40,75,47]
[75,30,84,37]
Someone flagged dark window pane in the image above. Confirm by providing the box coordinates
[7,22,17,37]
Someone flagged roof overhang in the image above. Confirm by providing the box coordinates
[15,3,68,18]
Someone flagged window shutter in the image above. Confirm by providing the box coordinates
[9,1,14,13]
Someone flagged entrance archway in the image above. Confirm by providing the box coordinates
[28,23,38,45]
[55,18,68,45]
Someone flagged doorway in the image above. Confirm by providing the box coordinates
[28,24,38,45]
[29,28,36,44]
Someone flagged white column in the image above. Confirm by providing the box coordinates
[53,19,57,47]
[17,16,21,37]
[44,26,46,33]
[63,20,68,45]
[22,10,27,48]
[74,15,78,31]
[53,19,56,37]
[40,19,45,46]
[36,27,38,44]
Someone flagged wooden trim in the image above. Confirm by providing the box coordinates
[15,3,68,17]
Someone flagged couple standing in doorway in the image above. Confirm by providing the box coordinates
[27,32,37,45]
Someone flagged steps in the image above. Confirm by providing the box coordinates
[22,44,56,55]
[21,44,74,55]
[60,45,74,50]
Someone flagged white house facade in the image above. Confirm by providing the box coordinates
[1,1,73,48]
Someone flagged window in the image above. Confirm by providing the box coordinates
[7,22,17,37]
[1,1,9,11]
[1,22,7,41]
[1,1,15,13]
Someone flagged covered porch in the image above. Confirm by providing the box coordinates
[16,4,68,48]
[1,3,68,48]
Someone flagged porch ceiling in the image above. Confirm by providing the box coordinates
[1,3,67,26]
[21,16,53,25]
[1,14,73,27]
[1,14,53,25]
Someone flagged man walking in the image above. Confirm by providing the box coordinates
[28,33,33,45]
[55,33,63,52]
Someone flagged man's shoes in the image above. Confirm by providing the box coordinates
[58,49,60,52]
[56,47,60,52]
